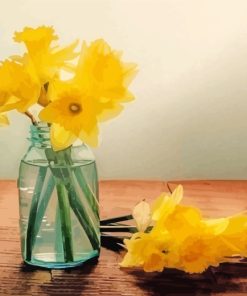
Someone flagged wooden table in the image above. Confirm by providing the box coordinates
[0,180,247,295]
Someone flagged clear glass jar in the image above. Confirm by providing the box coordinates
[18,123,100,268]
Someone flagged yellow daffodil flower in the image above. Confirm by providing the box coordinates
[39,87,100,150]
[121,185,247,274]
[73,39,138,122]
[220,213,247,257]
[0,60,40,113]
[0,26,78,116]
[156,205,203,243]
[0,113,9,126]
[172,232,226,273]
[151,185,203,242]
[13,26,79,86]
[39,38,137,150]
[120,232,170,272]
[152,185,183,222]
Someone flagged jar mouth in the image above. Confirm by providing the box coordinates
[29,122,51,148]
[29,122,84,149]
[31,122,50,131]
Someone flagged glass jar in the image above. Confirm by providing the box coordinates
[18,123,100,268]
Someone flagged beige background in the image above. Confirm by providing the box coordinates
[1,0,247,180]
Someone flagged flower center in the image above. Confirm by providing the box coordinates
[69,103,82,114]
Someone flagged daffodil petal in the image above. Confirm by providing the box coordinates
[204,218,229,235]
[50,124,76,151]
[96,101,124,122]
[78,125,99,147]
[132,200,151,232]
[151,185,183,222]
[74,38,137,105]
[0,113,9,126]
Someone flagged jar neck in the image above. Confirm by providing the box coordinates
[29,123,51,148]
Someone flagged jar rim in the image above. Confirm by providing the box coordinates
[30,122,50,132]
[29,122,51,147]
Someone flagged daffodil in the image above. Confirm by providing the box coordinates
[120,232,170,272]
[39,38,137,150]
[0,60,40,113]
[152,185,183,222]
[121,185,247,274]
[13,26,78,87]
[172,232,226,273]
[0,26,79,115]
[219,213,247,257]
[0,113,9,126]
[156,205,203,243]
[73,39,138,122]
[39,87,100,150]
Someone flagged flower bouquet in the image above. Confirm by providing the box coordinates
[0,26,137,268]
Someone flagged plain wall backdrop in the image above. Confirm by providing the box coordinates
[1,0,247,180]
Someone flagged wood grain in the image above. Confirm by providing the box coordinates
[0,180,247,295]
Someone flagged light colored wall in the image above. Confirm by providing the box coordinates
[1,0,247,180]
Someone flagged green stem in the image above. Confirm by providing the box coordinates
[100,225,138,233]
[31,175,55,249]
[65,181,100,250]
[62,148,99,217]
[45,148,74,262]
[56,182,74,262]
[45,147,99,253]
[56,147,99,250]
[55,201,63,261]
[74,168,99,217]
[100,215,133,225]
[25,166,47,261]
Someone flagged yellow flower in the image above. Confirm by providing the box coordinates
[73,39,138,122]
[173,232,225,273]
[38,37,137,150]
[203,218,229,235]
[39,87,100,150]
[0,113,9,126]
[13,26,78,85]
[120,232,169,272]
[161,205,203,243]
[151,186,204,242]
[0,60,40,112]
[220,213,247,256]
[121,185,247,274]
[152,185,183,222]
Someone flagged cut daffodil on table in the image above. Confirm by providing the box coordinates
[0,25,138,150]
[120,185,247,273]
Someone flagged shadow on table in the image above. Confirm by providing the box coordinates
[124,261,247,296]
[19,257,99,296]
[20,256,99,272]
[17,256,247,295]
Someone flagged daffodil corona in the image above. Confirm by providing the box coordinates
[39,88,100,150]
